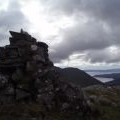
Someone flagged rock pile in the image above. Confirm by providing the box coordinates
[0,30,90,114]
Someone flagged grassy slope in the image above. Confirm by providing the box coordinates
[0,85,120,120]
[84,85,120,120]
[0,103,89,120]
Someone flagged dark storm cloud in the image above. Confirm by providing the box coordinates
[0,0,120,65]
[80,0,120,26]
[0,0,29,45]
[50,20,115,63]
[40,0,81,14]
[85,48,120,64]
[42,0,120,25]
[46,0,120,64]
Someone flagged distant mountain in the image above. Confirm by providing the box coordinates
[94,73,120,85]
[106,79,120,85]
[94,73,120,79]
[95,73,120,85]
[55,67,102,87]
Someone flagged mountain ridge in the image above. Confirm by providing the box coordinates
[54,67,103,87]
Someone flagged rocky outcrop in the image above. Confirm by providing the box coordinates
[0,30,92,116]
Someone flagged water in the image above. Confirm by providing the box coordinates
[86,71,115,83]
[86,71,120,76]
[94,77,114,83]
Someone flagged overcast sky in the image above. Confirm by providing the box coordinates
[0,0,120,70]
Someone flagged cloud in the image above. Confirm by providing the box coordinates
[41,0,120,25]
[46,0,120,66]
[40,0,81,15]
[80,0,120,26]
[85,46,120,63]
[0,0,29,45]
[50,19,115,63]
[1,0,120,67]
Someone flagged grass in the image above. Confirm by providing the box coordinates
[0,85,120,120]
[100,106,120,120]
[84,85,120,120]
[0,103,87,120]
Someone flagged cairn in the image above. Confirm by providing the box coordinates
[0,30,90,114]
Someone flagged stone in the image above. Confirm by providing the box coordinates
[0,29,91,115]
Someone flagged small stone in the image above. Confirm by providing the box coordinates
[31,45,38,51]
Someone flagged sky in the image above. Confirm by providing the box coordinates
[0,0,120,70]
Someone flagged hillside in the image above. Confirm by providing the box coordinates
[0,30,119,120]
[0,30,101,120]
[106,79,120,85]
[55,67,102,87]
[84,85,120,120]
[0,85,119,120]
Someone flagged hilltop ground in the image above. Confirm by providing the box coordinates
[84,85,120,120]
[0,85,120,120]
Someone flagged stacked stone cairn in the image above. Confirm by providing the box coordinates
[0,29,91,114]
